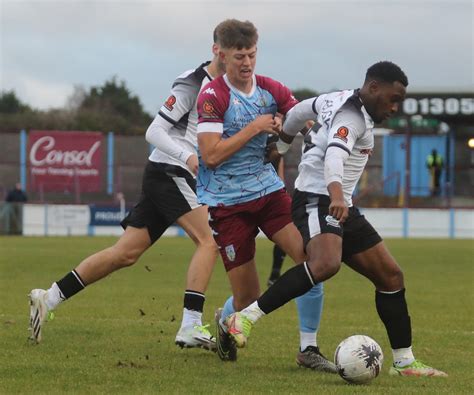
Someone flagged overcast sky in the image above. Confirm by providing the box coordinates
[1,0,473,115]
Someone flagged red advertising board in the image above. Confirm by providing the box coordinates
[28,130,104,192]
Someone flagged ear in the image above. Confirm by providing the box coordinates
[211,43,219,57]
[368,80,379,94]
[219,50,226,63]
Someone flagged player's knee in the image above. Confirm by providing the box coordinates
[379,265,404,289]
[308,258,340,281]
[390,266,404,287]
[114,248,142,268]
[201,237,219,256]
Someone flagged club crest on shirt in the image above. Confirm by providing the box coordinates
[333,126,349,143]
[225,244,236,261]
[164,95,176,111]
[203,101,215,114]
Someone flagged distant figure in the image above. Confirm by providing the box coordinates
[5,182,27,234]
[6,182,28,203]
[426,149,443,196]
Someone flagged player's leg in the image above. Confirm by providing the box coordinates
[267,244,286,287]
[28,225,152,343]
[174,204,218,350]
[343,210,447,377]
[271,221,336,373]
[226,192,343,350]
[209,204,259,361]
[30,162,170,343]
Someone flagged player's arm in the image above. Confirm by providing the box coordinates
[279,98,318,154]
[324,109,364,222]
[197,90,279,168]
[198,116,279,169]
[145,82,198,174]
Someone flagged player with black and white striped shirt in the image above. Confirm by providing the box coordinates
[226,61,448,377]
[28,25,226,351]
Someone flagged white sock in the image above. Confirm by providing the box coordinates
[180,308,202,328]
[392,346,415,367]
[45,282,64,310]
[240,301,265,323]
[300,331,317,351]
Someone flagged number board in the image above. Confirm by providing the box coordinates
[400,94,474,118]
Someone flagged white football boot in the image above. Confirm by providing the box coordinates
[28,289,53,343]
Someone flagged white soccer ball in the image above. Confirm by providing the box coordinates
[334,335,384,384]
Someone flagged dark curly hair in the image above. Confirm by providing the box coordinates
[365,61,409,87]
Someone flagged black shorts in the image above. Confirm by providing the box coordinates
[121,161,199,243]
[292,189,382,262]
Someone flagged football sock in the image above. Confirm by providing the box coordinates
[181,309,202,327]
[392,346,415,367]
[296,282,324,351]
[258,262,315,314]
[54,270,86,304]
[221,296,235,324]
[240,301,265,323]
[44,282,65,310]
[375,288,412,349]
[183,290,205,312]
[300,331,318,351]
[181,290,205,327]
[270,244,286,277]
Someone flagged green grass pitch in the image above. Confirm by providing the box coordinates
[1,236,473,394]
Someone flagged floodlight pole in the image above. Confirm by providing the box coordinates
[404,116,412,208]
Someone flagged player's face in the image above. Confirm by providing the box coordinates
[220,45,257,89]
[366,80,406,123]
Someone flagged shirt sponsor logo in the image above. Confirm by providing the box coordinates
[203,87,217,97]
[325,215,341,228]
[164,95,176,111]
[225,244,236,261]
[333,126,349,143]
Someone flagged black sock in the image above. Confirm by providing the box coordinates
[183,290,205,312]
[376,288,412,349]
[56,270,86,299]
[258,263,315,314]
[270,245,286,278]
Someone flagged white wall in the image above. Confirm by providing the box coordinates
[22,204,474,239]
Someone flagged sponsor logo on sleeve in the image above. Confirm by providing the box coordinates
[164,95,176,111]
[203,87,217,97]
[333,126,349,143]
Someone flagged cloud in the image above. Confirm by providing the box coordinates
[1,0,473,113]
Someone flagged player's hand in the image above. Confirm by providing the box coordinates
[329,198,349,223]
[186,154,199,176]
[252,114,280,135]
[272,114,283,133]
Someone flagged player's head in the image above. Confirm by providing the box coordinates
[213,19,258,87]
[360,61,408,123]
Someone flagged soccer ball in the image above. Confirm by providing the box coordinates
[334,335,384,384]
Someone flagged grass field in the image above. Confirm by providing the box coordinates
[1,236,473,394]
